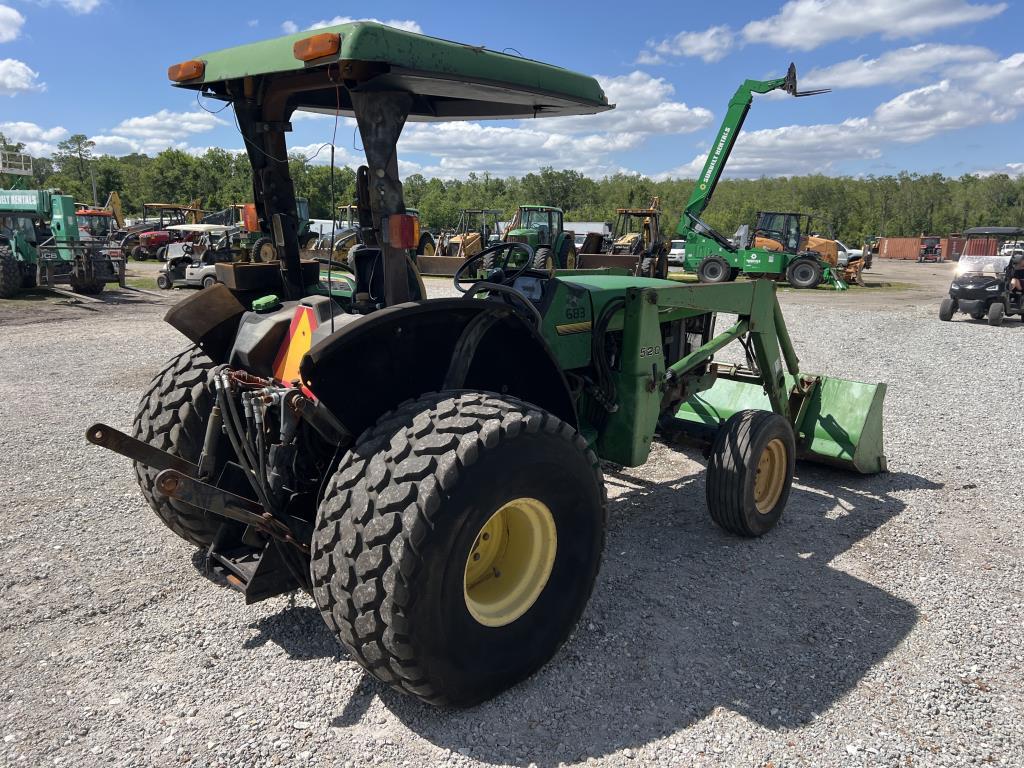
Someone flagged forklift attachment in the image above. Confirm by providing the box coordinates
[673,373,887,474]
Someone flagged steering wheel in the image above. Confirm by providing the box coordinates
[454,241,536,293]
[181,243,194,255]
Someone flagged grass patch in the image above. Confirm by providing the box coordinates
[126,276,159,291]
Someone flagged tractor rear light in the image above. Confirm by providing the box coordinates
[386,214,419,249]
[293,33,341,62]
[168,60,205,82]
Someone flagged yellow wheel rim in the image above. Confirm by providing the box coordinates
[753,438,787,514]
[463,497,557,627]
[423,242,436,256]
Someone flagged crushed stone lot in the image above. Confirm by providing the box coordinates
[1,261,1022,768]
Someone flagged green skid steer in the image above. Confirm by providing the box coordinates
[86,23,886,707]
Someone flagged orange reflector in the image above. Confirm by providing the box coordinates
[167,60,205,82]
[293,33,341,62]
[388,214,420,250]
[273,306,318,385]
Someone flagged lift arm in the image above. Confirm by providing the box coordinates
[676,64,828,237]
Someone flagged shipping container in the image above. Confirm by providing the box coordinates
[877,237,950,260]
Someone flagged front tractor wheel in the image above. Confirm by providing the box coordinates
[0,244,21,299]
[706,410,796,537]
[132,346,221,547]
[311,391,607,707]
[251,236,277,263]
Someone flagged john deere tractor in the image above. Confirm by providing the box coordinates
[504,204,577,270]
[88,24,887,708]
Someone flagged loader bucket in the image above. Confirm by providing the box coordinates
[672,374,887,474]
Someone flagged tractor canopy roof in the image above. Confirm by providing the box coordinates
[170,21,611,122]
[519,205,564,212]
[963,226,1024,237]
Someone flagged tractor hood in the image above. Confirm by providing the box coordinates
[169,21,611,122]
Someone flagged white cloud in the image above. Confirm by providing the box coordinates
[974,162,1024,177]
[247,19,258,28]
[0,5,25,42]
[0,58,44,96]
[638,25,734,65]
[58,0,101,12]
[802,44,997,89]
[0,120,67,155]
[542,71,713,136]
[86,109,227,156]
[657,79,1013,179]
[742,0,1006,51]
[961,52,1024,103]
[307,16,422,34]
[110,109,226,140]
[282,16,422,35]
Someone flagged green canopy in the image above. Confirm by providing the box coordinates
[172,21,611,122]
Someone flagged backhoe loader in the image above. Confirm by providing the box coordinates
[86,24,887,708]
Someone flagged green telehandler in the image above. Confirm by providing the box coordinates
[678,65,846,290]
[86,23,886,707]
[0,187,125,299]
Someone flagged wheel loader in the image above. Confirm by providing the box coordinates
[87,23,887,707]
[578,198,669,278]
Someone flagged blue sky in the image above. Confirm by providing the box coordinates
[1,0,1022,180]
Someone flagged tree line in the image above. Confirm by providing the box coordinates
[4,133,1024,246]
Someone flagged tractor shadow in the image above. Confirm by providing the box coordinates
[373,449,939,766]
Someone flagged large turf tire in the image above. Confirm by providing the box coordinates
[132,346,221,547]
[938,298,956,321]
[251,236,277,263]
[987,302,1005,326]
[311,391,607,707]
[786,258,822,289]
[0,244,21,298]
[697,256,731,284]
[706,410,796,537]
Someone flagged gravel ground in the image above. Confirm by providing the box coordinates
[1,267,1022,768]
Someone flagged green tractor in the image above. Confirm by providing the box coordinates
[504,204,577,270]
[88,23,887,707]
[0,188,124,298]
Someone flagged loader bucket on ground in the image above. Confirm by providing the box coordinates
[672,374,887,474]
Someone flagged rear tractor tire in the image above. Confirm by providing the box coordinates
[132,345,221,548]
[251,236,277,263]
[311,391,607,707]
[938,298,956,321]
[0,244,22,299]
[706,410,796,537]
[697,256,731,284]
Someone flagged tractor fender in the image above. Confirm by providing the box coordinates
[300,298,577,437]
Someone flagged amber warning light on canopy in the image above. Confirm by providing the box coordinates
[167,60,205,83]
[293,33,341,62]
